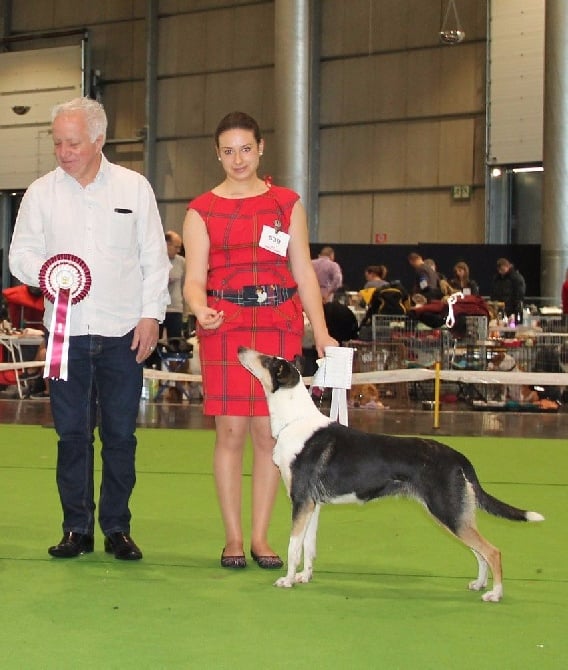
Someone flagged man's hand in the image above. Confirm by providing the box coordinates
[131,317,160,364]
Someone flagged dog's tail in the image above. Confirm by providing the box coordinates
[464,465,545,522]
[476,489,545,522]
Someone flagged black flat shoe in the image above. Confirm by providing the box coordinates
[250,550,283,570]
[220,548,247,569]
[48,532,94,558]
[104,532,143,560]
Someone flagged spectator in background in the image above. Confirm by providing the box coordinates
[449,261,480,296]
[363,265,388,289]
[312,246,343,303]
[161,230,185,340]
[407,252,442,303]
[491,258,526,321]
[424,258,452,297]
[359,265,389,306]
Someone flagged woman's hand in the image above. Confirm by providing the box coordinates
[195,306,225,330]
[314,333,338,358]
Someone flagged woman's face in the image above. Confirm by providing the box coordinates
[455,266,466,279]
[216,128,264,181]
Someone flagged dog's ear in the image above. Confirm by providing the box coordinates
[269,356,300,391]
[292,354,305,374]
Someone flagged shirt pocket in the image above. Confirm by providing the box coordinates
[107,210,135,249]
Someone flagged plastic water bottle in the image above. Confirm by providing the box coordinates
[141,377,149,400]
[149,365,159,400]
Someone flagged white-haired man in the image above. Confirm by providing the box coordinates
[9,97,170,560]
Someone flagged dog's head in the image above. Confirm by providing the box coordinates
[238,347,302,394]
[350,383,380,407]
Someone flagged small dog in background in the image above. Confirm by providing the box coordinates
[349,383,384,409]
[487,350,520,401]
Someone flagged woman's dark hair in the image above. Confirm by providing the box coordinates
[214,111,262,147]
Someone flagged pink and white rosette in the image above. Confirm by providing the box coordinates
[39,254,91,380]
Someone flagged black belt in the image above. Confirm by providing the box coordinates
[207,285,297,307]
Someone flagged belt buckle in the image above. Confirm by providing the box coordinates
[242,285,266,305]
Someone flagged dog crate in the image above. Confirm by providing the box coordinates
[346,340,409,400]
[482,334,568,374]
[450,316,489,371]
[533,333,568,373]
[371,314,450,369]
[538,315,566,333]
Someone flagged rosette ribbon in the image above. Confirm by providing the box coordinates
[39,254,91,380]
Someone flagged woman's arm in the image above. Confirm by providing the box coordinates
[182,209,224,330]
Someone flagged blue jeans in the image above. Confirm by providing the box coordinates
[49,332,142,536]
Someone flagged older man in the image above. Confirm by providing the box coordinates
[9,97,170,560]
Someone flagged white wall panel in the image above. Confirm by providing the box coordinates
[0,45,83,189]
[488,0,544,165]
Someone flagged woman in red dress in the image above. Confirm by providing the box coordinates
[183,112,336,569]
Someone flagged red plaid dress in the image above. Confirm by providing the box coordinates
[188,185,304,416]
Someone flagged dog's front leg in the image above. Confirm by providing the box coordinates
[295,503,321,584]
[274,501,316,588]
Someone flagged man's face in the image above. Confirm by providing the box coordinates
[497,263,510,276]
[166,236,182,260]
[52,111,103,186]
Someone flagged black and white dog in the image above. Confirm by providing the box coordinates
[238,347,545,602]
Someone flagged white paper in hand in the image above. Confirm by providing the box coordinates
[311,346,353,389]
[311,346,354,426]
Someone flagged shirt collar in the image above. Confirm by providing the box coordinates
[55,152,107,185]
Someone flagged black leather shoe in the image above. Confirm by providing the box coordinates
[104,532,143,560]
[48,532,94,558]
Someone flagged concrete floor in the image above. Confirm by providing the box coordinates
[1,395,567,439]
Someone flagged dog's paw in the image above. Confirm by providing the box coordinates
[295,570,313,584]
[468,578,487,592]
[274,576,295,588]
[481,586,503,603]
